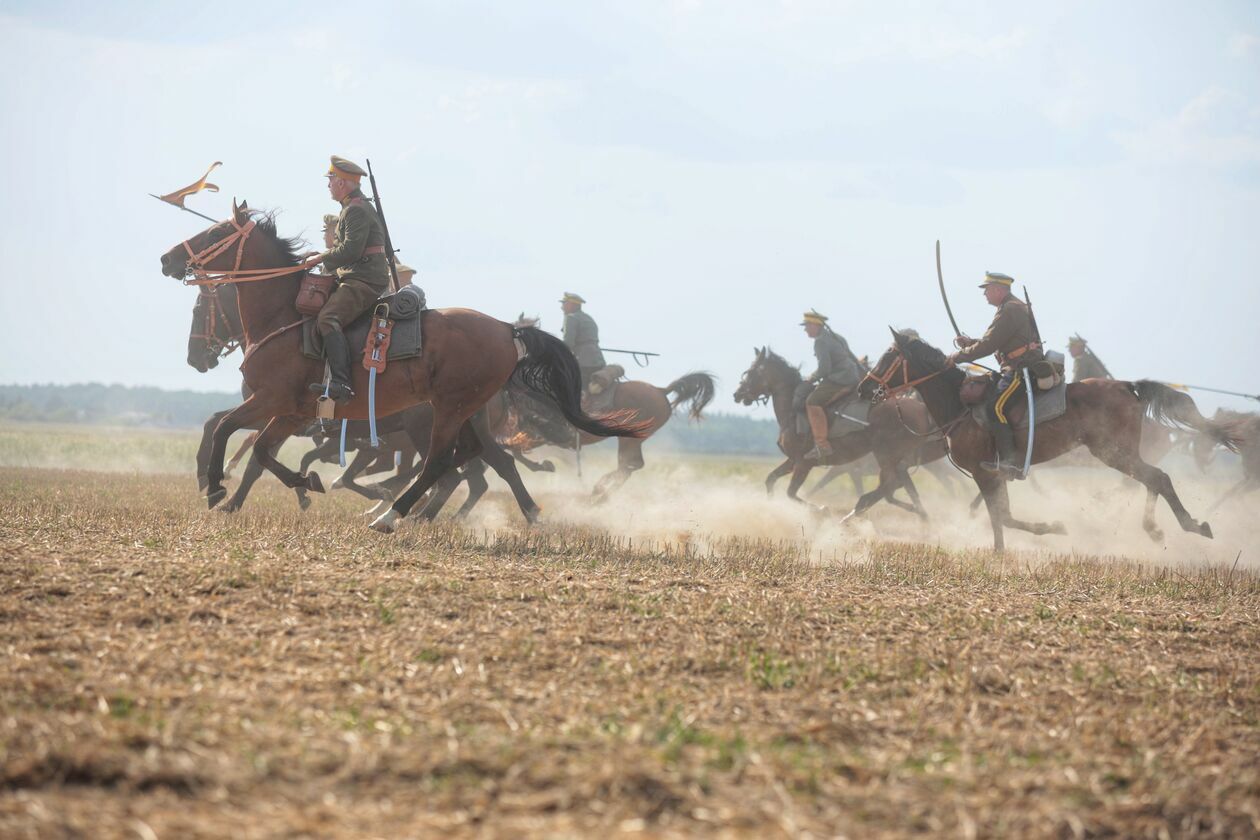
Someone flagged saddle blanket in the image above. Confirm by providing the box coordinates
[794,396,872,439]
[971,380,1068,430]
[303,285,426,362]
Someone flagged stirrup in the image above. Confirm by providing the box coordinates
[309,380,355,404]
[981,459,1024,480]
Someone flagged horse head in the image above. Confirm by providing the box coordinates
[160,199,252,280]
[734,346,799,406]
[859,327,951,401]
[186,285,243,373]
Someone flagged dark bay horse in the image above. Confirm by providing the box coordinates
[160,202,645,532]
[862,331,1243,551]
[733,347,947,521]
[505,373,716,501]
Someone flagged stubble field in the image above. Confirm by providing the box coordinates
[1,424,1258,838]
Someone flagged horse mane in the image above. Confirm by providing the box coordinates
[759,348,802,381]
[248,209,306,267]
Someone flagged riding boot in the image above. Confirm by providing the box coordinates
[309,329,356,404]
[981,423,1023,480]
[803,405,833,461]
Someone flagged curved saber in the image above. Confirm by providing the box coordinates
[936,239,962,338]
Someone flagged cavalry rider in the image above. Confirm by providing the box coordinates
[309,156,390,403]
[946,271,1044,479]
[801,309,862,461]
[1068,334,1111,382]
[560,292,606,391]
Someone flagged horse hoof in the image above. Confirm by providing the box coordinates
[206,487,227,510]
[365,498,392,518]
[330,478,344,490]
[1049,521,1068,536]
[1146,527,1165,543]
[297,493,311,512]
[306,473,325,494]
[218,501,240,514]
[524,506,542,526]
[541,461,556,473]
[197,476,209,493]
[370,509,400,533]
[1199,521,1213,539]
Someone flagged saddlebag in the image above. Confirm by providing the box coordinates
[1028,359,1065,393]
[295,272,336,316]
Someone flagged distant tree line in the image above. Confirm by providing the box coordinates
[0,383,781,455]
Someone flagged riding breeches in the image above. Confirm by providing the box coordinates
[806,381,853,408]
[317,277,387,335]
[985,370,1024,428]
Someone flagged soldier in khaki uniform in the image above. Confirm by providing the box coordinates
[308,156,390,403]
[560,293,606,391]
[1068,334,1111,382]
[946,271,1044,479]
[801,310,862,461]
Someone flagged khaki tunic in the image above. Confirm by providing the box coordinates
[317,190,390,334]
[563,310,605,369]
[954,297,1044,372]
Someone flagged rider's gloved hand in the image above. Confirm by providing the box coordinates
[953,335,971,349]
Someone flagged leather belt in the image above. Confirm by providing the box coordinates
[363,245,386,255]
[1004,341,1041,361]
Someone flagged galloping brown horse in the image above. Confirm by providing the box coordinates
[733,347,948,521]
[505,373,715,501]
[160,201,644,531]
[862,331,1242,551]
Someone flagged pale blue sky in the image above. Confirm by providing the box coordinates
[0,0,1257,415]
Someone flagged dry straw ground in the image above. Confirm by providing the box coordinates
[1,426,1259,838]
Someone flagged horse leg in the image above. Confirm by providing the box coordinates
[197,409,229,493]
[451,461,491,521]
[512,448,556,473]
[973,472,1007,552]
[224,431,258,481]
[898,465,929,520]
[764,458,794,497]
[372,408,469,533]
[300,438,337,474]
[468,412,542,523]
[592,438,644,504]
[785,461,816,506]
[996,473,1068,537]
[251,416,326,494]
[220,444,311,514]
[207,397,272,509]
[1089,442,1213,539]
[336,448,390,500]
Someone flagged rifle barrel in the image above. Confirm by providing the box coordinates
[365,159,401,290]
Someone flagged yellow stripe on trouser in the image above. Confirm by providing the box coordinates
[993,371,1023,424]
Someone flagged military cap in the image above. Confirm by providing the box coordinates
[327,155,367,181]
[1068,334,1087,346]
[800,309,828,326]
[979,271,1015,288]
[898,327,921,340]
[321,213,339,231]
[394,262,416,276]
[559,292,586,304]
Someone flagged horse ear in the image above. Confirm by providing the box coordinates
[889,326,902,345]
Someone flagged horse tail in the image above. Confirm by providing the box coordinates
[1133,380,1243,453]
[662,372,716,421]
[510,327,650,439]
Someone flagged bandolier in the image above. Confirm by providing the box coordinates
[309,156,391,402]
[949,271,1043,479]
[801,309,862,460]
[560,292,606,390]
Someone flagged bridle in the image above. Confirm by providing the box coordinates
[862,346,951,401]
[190,286,243,360]
[179,215,322,287]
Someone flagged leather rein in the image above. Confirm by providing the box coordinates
[862,351,950,401]
[179,215,319,365]
[180,215,322,287]
[190,287,243,359]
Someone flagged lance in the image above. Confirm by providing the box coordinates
[149,195,217,223]
[599,347,660,367]
[365,159,401,291]
[936,239,962,338]
[1163,383,1260,402]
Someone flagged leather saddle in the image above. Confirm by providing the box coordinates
[302,285,426,362]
